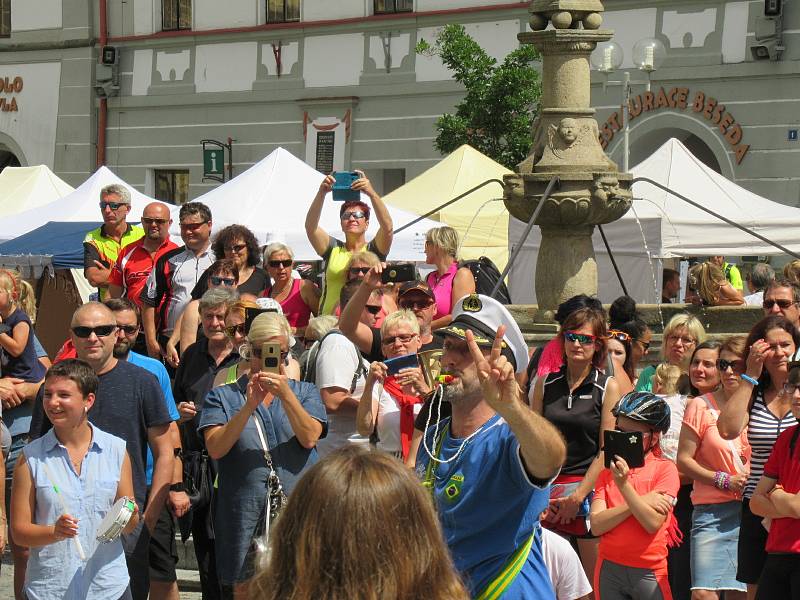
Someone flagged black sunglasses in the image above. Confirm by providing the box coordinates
[268,260,293,268]
[764,298,797,310]
[210,276,236,287]
[365,305,382,315]
[349,267,371,276]
[99,201,127,211]
[141,217,169,226]
[717,358,745,372]
[72,325,117,338]
[117,324,139,335]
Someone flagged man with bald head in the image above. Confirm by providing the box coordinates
[29,302,173,600]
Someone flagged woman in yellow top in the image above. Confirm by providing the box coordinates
[305,171,393,315]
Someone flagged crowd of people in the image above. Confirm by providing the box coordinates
[0,173,799,600]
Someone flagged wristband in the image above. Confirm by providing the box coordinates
[169,482,186,492]
[741,374,759,386]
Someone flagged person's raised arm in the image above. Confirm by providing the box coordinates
[203,380,261,460]
[305,175,335,256]
[353,171,393,256]
[467,328,565,481]
[718,339,766,439]
[0,320,30,357]
[338,267,382,355]
[356,363,385,437]
[300,280,321,316]
[261,367,323,448]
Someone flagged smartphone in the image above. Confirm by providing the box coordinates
[244,307,277,335]
[384,353,420,375]
[603,430,645,469]
[332,171,360,202]
[261,342,281,375]
[381,263,417,284]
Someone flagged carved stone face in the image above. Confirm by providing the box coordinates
[558,118,579,144]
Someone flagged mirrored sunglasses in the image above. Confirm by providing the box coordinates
[607,329,632,343]
[210,276,236,287]
[72,325,117,338]
[341,211,366,220]
[564,331,596,345]
[99,201,127,211]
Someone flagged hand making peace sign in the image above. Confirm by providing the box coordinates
[466,325,520,411]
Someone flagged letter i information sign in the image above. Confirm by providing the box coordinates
[201,138,233,183]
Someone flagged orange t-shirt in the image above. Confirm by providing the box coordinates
[682,394,751,505]
[594,453,680,568]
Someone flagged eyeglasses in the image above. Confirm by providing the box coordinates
[564,331,596,345]
[783,383,800,395]
[224,323,246,338]
[268,260,292,268]
[117,324,139,335]
[382,333,418,346]
[99,201,127,211]
[607,330,631,343]
[341,211,366,221]
[399,298,433,310]
[764,298,797,310]
[667,335,696,346]
[225,243,247,254]
[349,267,371,276]
[210,276,236,287]
[717,358,745,373]
[141,217,169,226]
[365,304,382,315]
[180,221,208,231]
[72,325,117,338]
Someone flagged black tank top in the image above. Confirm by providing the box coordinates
[542,365,609,475]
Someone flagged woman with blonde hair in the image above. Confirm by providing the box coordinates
[262,242,320,338]
[199,311,326,598]
[689,262,745,307]
[424,226,476,329]
[782,259,800,287]
[251,445,468,600]
[636,313,706,393]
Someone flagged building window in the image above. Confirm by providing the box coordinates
[162,0,191,31]
[154,169,190,205]
[267,0,300,23]
[374,0,413,14]
[0,0,10,38]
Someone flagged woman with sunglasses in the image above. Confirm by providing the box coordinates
[199,312,326,599]
[165,259,239,367]
[262,243,320,339]
[677,339,750,600]
[423,226,476,330]
[531,306,622,586]
[606,329,635,395]
[636,313,706,393]
[356,310,429,461]
[193,225,269,298]
[610,296,653,380]
[717,315,800,599]
[306,172,393,316]
[341,251,397,325]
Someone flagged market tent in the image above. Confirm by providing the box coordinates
[383,145,512,270]
[182,147,438,261]
[508,138,800,304]
[0,165,74,219]
[0,166,156,242]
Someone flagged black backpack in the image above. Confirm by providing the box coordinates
[460,256,512,304]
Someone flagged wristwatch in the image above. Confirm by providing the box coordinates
[169,482,186,492]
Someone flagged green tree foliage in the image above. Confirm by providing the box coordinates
[416,24,541,170]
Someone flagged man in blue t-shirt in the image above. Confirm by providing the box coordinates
[417,294,566,599]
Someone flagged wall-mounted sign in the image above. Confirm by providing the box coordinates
[0,76,23,112]
[600,86,750,164]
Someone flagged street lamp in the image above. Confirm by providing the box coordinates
[591,38,666,171]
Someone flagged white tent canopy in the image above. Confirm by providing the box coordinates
[508,138,800,304]
[180,147,437,261]
[0,165,74,220]
[0,166,156,242]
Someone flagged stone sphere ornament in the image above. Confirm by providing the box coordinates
[551,11,573,29]
[529,13,548,31]
[582,12,602,29]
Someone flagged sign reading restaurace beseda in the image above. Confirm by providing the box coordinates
[0,76,23,112]
[599,86,750,164]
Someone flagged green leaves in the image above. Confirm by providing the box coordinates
[416,25,541,169]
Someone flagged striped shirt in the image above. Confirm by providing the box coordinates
[745,390,796,498]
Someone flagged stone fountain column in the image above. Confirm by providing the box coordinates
[504,0,632,312]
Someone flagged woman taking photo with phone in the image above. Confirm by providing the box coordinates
[531,305,622,586]
[356,310,429,460]
[677,339,750,600]
[199,312,326,599]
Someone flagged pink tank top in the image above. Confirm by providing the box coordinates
[277,279,312,329]
[426,262,459,320]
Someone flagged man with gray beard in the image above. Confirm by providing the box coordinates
[416,294,566,600]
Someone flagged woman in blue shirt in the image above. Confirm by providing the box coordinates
[11,359,138,600]
[199,312,327,599]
